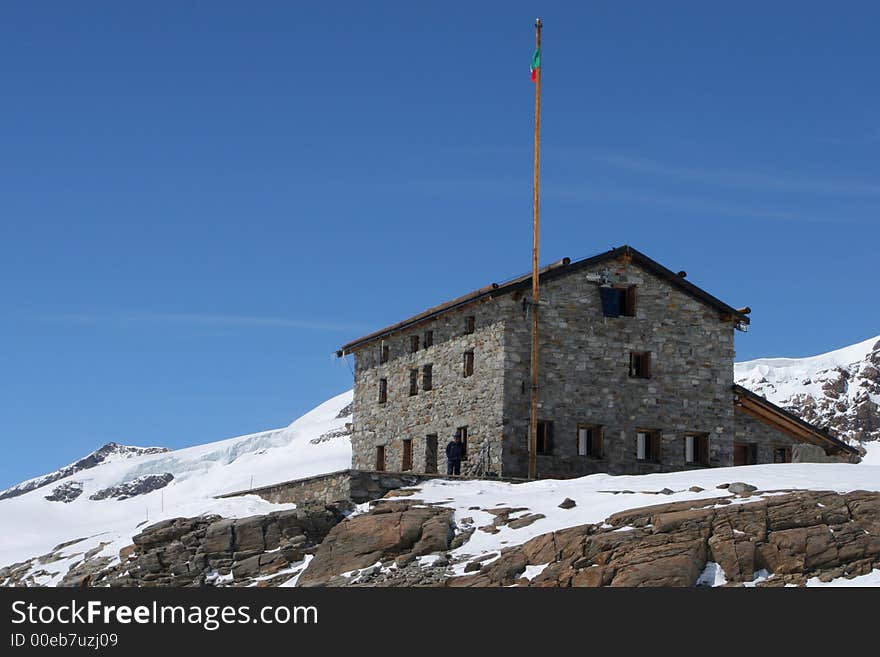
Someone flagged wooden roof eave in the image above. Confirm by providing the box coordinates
[733,386,857,455]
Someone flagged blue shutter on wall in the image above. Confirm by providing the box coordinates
[599,286,623,317]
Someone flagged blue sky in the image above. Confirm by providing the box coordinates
[1,1,878,487]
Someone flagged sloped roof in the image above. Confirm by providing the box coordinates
[733,384,859,455]
[338,245,750,356]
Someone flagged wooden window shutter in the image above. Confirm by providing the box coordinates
[625,286,637,316]
[595,427,603,458]
[652,432,661,461]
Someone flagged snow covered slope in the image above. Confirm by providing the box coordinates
[0,391,353,572]
[735,335,880,445]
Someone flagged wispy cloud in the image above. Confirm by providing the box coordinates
[584,151,880,196]
[15,311,361,333]
[544,183,868,225]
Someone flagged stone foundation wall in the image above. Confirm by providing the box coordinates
[218,470,462,505]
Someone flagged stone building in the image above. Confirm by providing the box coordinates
[336,245,857,479]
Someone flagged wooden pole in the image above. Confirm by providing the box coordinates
[528,18,542,480]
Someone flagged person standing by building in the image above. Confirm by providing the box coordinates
[446,430,464,476]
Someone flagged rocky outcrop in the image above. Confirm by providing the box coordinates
[0,502,351,588]
[6,488,880,588]
[446,490,880,587]
[93,502,349,587]
[297,501,454,587]
[44,481,84,503]
[736,337,880,446]
[89,473,174,501]
[0,442,169,501]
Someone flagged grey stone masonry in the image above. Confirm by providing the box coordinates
[733,408,807,464]
[346,249,747,479]
[350,306,507,476]
[501,257,736,477]
[339,246,856,480]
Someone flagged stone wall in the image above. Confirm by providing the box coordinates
[502,258,737,477]
[219,470,452,505]
[350,302,507,476]
[732,409,802,463]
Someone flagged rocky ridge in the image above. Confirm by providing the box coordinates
[0,442,169,501]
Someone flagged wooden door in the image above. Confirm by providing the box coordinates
[733,442,751,466]
[424,435,438,473]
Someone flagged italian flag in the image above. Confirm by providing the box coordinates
[530,48,541,82]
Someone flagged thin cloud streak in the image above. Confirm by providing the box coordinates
[544,183,868,225]
[13,311,362,333]
[583,152,880,196]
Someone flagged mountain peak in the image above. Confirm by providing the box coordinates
[735,335,880,445]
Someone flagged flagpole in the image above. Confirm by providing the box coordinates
[528,17,542,480]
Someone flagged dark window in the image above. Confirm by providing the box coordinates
[536,421,553,455]
[465,316,475,335]
[773,446,791,463]
[599,286,636,318]
[422,364,433,391]
[685,433,710,466]
[463,351,474,377]
[424,330,433,348]
[401,439,413,471]
[376,445,386,471]
[637,430,661,462]
[577,424,603,458]
[379,344,389,364]
[409,335,419,353]
[457,426,469,459]
[378,378,388,404]
[409,369,418,396]
[629,351,652,378]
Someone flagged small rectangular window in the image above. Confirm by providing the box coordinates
[629,351,651,378]
[379,344,389,364]
[376,445,386,471]
[463,350,474,377]
[424,330,433,348]
[401,439,413,471]
[536,420,553,455]
[773,446,791,463]
[422,364,433,391]
[409,369,418,396]
[465,315,475,335]
[637,429,661,462]
[599,286,636,318]
[409,335,419,353]
[685,433,709,466]
[457,426,469,459]
[577,424,603,458]
[378,378,388,404]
